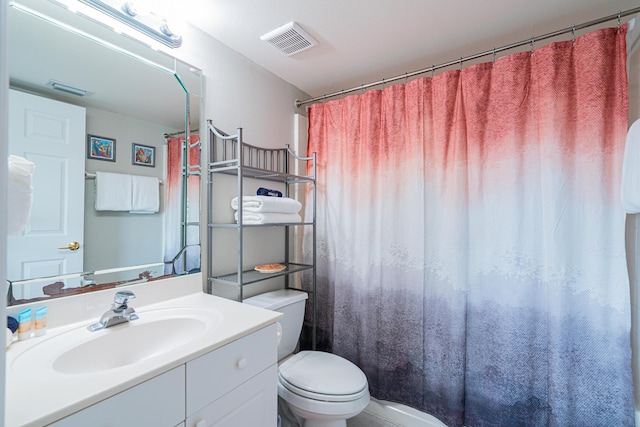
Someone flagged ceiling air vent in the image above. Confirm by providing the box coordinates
[260,22,318,56]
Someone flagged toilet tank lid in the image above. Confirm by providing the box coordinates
[244,289,308,310]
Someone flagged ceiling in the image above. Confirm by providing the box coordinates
[8,0,638,121]
[184,0,639,101]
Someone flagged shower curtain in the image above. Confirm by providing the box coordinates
[305,26,634,426]
[164,135,201,275]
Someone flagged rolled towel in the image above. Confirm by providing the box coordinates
[7,316,19,333]
[234,211,302,224]
[231,196,302,214]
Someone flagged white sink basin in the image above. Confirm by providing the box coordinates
[54,317,207,373]
[11,307,224,376]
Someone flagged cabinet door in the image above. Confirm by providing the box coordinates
[186,324,277,416]
[186,364,277,427]
[50,366,185,427]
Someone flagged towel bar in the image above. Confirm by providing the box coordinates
[85,171,163,185]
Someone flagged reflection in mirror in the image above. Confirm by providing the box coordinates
[6,0,202,306]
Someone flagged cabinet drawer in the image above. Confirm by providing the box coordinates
[186,364,278,427]
[186,324,277,416]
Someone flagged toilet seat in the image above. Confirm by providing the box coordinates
[278,351,368,402]
[279,374,369,402]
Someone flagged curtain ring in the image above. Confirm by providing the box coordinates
[571,25,576,46]
[530,37,534,52]
[459,57,463,71]
[618,10,622,33]
[404,72,408,84]
[492,47,496,63]
[431,65,435,78]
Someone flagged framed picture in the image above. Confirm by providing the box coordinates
[87,135,116,162]
[132,143,155,167]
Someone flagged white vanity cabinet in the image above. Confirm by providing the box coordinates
[185,323,278,426]
[48,324,278,427]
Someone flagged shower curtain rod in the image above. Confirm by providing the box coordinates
[164,128,199,138]
[295,6,640,108]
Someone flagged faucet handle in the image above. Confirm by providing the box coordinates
[113,290,136,308]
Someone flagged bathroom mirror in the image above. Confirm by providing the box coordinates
[6,0,203,305]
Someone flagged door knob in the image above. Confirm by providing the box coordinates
[58,241,80,251]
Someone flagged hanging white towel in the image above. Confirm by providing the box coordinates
[234,211,302,224]
[7,155,35,237]
[622,118,640,213]
[231,196,302,213]
[130,175,160,214]
[95,171,132,211]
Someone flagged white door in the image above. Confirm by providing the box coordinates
[8,89,86,298]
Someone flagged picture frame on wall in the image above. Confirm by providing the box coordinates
[87,135,116,162]
[132,143,155,167]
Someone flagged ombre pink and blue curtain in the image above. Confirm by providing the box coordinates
[165,135,200,275]
[304,26,634,426]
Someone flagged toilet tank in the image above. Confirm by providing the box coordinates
[244,289,308,361]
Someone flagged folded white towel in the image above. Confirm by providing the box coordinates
[622,119,640,213]
[234,211,302,224]
[7,155,35,237]
[231,196,302,214]
[95,171,132,211]
[130,175,159,213]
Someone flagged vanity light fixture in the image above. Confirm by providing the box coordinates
[78,0,182,48]
[11,2,174,75]
[46,79,92,97]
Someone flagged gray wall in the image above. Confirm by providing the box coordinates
[83,107,175,272]
[625,22,640,419]
[160,23,310,299]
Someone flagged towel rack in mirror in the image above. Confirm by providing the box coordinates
[84,171,164,185]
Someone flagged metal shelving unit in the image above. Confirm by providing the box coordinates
[206,120,317,348]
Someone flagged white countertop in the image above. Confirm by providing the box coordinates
[4,274,282,427]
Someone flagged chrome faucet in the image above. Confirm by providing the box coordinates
[87,290,139,331]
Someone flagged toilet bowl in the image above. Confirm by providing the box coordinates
[278,351,370,427]
[244,290,370,427]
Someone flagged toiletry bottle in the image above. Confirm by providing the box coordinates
[34,306,47,337]
[17,308,32,341]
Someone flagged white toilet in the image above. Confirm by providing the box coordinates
[245,289,370,427]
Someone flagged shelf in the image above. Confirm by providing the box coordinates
[208,222,314,228]
[209,165,315,184]
[207,120,317,349]
[210,262,313,286]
